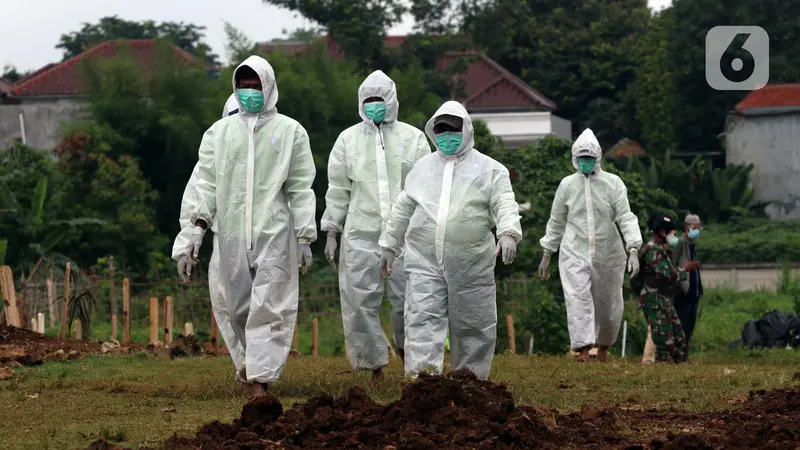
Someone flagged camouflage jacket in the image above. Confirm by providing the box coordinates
[640,241,687,297]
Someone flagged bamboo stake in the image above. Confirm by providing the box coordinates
[37,312,45,334]
[0,266,21,327]
[58,263,70,340]
[74,319,82,340]
[149,297,159,344]
[31,317,37,333]
[122,278,131,343]
[109,256,117,341]
[312,318,319,357]
[506,314,516,355]
[46,278,55,328]
[184,322,194,336]
[163,296,173,345]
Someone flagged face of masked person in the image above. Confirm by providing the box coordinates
[363,100,386,124]
[432,115,464,155]
[235,70,265,113]
[665,231,679,247]
[687,227,702,240]
[577,156,596,174]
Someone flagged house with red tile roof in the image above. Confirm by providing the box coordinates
[0,39,212,150]
[259,35,572,148]
[726,83,800,220]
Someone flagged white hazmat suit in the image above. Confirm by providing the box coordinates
[321,70,431,371]
[379,101,523,380]
[172,93,245,377]
[539,129,642,351]
[189,55,317,384]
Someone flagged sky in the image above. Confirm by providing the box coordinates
[1,0,674,73]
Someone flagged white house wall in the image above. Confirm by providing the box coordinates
[726,113,800,220]
[0,98,85,150]
[469,111,573,149]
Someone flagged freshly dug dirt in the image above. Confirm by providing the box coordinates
[87,371,800,450]
[0,325,144,367]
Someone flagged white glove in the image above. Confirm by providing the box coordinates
[185,225,206,260]
[298,241,313,275]
[538,250,552,280]
[177,254,192,282]
[627,248,640,277]
[379,249,396,278]
[324,232,338,271]
[495,235,517,265]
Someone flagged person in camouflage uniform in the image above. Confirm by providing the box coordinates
[638,213,699,363]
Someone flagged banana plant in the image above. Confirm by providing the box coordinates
[0,174,104,272]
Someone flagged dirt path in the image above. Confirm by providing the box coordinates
[85,370,800,449]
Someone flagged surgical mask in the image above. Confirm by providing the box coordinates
[577,157,596,174]
[237,88,264,113]
[435,132,463,155]
[667,233,679,247]
[688,228,701,240]
[363,102,386,124]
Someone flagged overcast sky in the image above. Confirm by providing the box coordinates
[1,0,673,72]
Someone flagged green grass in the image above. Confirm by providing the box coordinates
[1,351,800,450]
[691,288,799,352]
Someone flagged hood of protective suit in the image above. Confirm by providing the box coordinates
[571,128,602,171]
[222,93,239,118]
[231,55,279,115]
[424,101,475,157]
[358,70,399,124]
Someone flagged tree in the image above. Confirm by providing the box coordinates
[632,8,676,155]
[56,15,219,65]
[0,143,103,272]
[668,0,800,153]
[1,65,24,83]
[459,0,651,148]
[223,22,258,65]
[54,123,165,275]
[78,41,222,242]
[262,0,406,73]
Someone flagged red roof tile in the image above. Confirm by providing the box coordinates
[11,39,210,97]
[258,35,556,111]
[735,83,800,113]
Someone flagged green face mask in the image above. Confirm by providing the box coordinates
[237,88,265,113]
[577,157,596,174]
[435,132,463,155]
[363,102,386,124]
[667,233,679,247]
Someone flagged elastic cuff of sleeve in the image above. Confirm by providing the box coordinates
[298,237,312,245]
[628,248,638,254]
[543,249,553,257]
[327,231,338,239]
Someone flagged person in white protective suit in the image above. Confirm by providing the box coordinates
[173,93,245,382]
[538,128,642,363]
[378,101,523,380]
[184,55,316,397]
[321,70,431,380]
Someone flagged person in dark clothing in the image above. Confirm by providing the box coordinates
[639,213,699,363]
[670,213,704,350]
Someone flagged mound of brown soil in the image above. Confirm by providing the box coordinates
[0,325,144,367]
[86,374,800,450]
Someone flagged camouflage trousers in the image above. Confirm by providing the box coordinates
[640,293,688,363]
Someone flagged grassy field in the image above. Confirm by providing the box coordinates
[1,350,800,450]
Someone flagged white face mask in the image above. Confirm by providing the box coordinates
[667,232,679,247]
